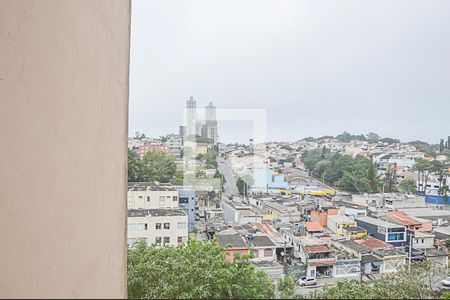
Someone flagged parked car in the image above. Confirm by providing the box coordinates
[297,276,317,286]
[441,277,450,289]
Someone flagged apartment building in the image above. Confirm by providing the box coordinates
[165,134,183,157]
[356,216,407,248]
[295,236,336,278]
[128,183,179,209]
[128,209,188,247]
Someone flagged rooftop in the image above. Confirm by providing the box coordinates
[343,226,367,233]
[128,208,186,217]
[328,215,354,223]
[356,238,391,250]
[303,221,324,232]
[386,211,421,226]
[337,240,371,254]
[356,216,403,229]
[247,236,276,248]
[128,182,177,192]
[304,245,334,253]
[295,236,327,246]
[216,233,247,248]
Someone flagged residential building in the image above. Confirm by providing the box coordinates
[356,216,407,248]
[137,143,170,159]
[386,210,432,232]
[308,207,339,227]
[127,209,188,247]
[342,226,368,240]
[165,134,183,157]
[407,230,435,250]
[178,188,196,233]
[327,215,357,237]
[295,236,336,278]
[332,242,362,279]
[221,201,262,225]
[128,183,179,209]
[303,221,325,237]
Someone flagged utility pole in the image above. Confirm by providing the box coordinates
[408,232,413,271]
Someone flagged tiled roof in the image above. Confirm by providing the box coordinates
[304,245,333,253]
[356,238,391,250]
[304,221,324,232]
[387,211,421,226]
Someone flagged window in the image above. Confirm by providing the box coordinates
[144,223,148,230]
[163,237,170,244]
[146,196,150,202]
[127,224,138,231]
[155,237,162,244]
[164,223,170,229]
[173,196,178,202]
[159,196,165,206]
[155,223,161,230]
[166,195,171,199]
[177,222,187,229]
[177,236,186,243]
[387,233,405,241]
[264,248,273,257]
[179,197,189,204]
[138,196,143,199]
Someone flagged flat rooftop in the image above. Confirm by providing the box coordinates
[356,216,403,229]
[128,208,186,217]
[128,182,177,192]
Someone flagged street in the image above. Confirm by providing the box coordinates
[217,155,239,196]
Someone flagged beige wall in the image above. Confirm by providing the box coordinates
[0,1,130,298]
[128,190,179,209]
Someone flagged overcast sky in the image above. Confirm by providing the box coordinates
[129,0,450,144]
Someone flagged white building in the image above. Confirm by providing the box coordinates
[127,183,179,209]
[127,209,188,246]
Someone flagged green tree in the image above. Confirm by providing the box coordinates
[127,239,274,299]
[128,149,144,182]
[280,145,293,151]
[431,160,449,193]
[366,132,380,143]
[276,275,295,299]
[399,178,417,194]
[141,151,176,183]
[414,159,433,194]
[383,164,398,193]
[367,161,381,192]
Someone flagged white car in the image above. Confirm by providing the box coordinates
[441,277,450,289]
[297,276,317,286]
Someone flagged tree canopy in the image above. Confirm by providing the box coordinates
[127,239,275,299]
[128,150,176,183]
[302,149,380,193]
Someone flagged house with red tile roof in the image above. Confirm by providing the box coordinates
[386,210,432,232]
[303,221,324,236]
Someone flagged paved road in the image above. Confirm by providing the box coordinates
[217,156,239,197]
